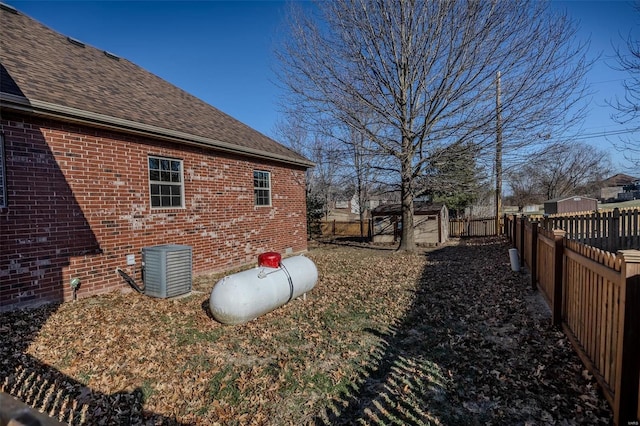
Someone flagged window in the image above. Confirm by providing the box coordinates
[148,156,184,208]
[0,134,6,208]
[254,170,271,206]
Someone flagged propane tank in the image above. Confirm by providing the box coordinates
[209,254,318,325]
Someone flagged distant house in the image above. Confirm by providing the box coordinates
[617,178,640,201]
[522,204,544,213]
[0,6,313,310]
[600,173,638,202]
[371,203,449,246]
[333,194,362,216]
[328,193,399,221]
[544,196,598,215]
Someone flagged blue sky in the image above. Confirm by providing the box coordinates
[556,0,639,173]
[6,0,639,173]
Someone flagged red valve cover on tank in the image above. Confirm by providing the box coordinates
[258,252,281,268]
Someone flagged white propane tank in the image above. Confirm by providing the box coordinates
[209,254,318,325]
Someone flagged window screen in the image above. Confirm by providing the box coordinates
[149,156,184,208]
[254,170,271,206]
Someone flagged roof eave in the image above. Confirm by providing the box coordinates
[0,92,315,169]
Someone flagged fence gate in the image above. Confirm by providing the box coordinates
[449,217,500,237]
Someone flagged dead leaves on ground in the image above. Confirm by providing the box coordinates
[1,238,611,424]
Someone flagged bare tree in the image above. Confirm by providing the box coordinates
[534,143,611,200]
[320,116,392,235]
[506,170,541,212]
[506,142,611,208]
[610,2,640,166]
[273,111,341,221]
[277,0,590,251]
[341,125,375,237]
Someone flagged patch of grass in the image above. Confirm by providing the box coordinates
[172,321,223,346]
[140,379,155,402]
[320,302,340,328]
[207,366,242,406]
[158,313,172,324]
[77,369,93,385]
[180,354,213,373]
[600,199,640,210]
[305,371,341,394]
[56,352,73,370]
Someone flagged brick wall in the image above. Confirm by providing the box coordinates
[0,113,308,311]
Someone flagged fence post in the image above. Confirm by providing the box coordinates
[613,208,621,252]
[503,214,507,237]
[551,229,565,327]
[608,209,620,252]
[520,215,526,268]
[393,218,399,242]
[613,250,640,425]
[542,215,549,232]
[531,222,538,291]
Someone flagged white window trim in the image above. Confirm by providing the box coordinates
[254,170,271,207]
[148,155,185,209]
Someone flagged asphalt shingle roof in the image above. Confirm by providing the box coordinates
[0,5,312,167]
[601,173,638,187]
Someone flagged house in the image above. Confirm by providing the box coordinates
[543,196,598,215]
[327,193,398,221]
[332,195,361,218]
[600,173,638,202]
[0,5,313,311]
[617,178,640,201]
[371,202,449,246]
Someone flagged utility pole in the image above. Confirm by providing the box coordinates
[495,71,503,235]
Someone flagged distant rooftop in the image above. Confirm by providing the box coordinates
[602,173,638,187]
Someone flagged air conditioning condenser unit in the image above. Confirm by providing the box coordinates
[142,244,192,298]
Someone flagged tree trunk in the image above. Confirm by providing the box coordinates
[398,154,415,251]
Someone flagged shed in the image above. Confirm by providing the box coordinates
[370,202,449,246]
[543,196,598,215]
[0,5,313,311]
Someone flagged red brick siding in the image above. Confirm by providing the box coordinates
[0,113,308,310]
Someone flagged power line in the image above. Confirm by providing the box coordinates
[582,128,638,139]
[590,78,628,85]
[563,127,639,141]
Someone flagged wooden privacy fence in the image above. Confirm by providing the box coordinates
[320,220,371,238]
[449,217,501,237]
[506,215,640,424]
[322,217,502,239]
[505,215,525,263]
[562,241,640,424]
[541,208,640,252]
[534,228,564,322]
